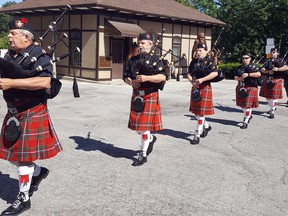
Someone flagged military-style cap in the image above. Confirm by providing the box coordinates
[8,18,34,35]
[241,51,252,58]
[270,48,278,52]
[139,33,154,41]
[197,42,207,50]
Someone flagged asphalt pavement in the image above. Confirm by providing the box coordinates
[0,78,287,216]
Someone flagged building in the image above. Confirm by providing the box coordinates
[0,0,225,81]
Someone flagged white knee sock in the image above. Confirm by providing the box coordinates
[138,131,150,157]
[204,119,209,129]
[18,164,34,201]
[267,99,277,113]
[196,116,205,137]
[243,108,252,123]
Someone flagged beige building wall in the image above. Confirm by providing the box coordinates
[82,32,97,69]
[139,20,163,35]
[82,15,97,30]
[70,15,81,29]
[25,12,216,80]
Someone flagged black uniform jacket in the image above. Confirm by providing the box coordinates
[124,53,167,90]
[2,44,53,102]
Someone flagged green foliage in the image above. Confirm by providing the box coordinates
[0,1,16,48]
[0,36,9,49]
[176,0,192,7]
[219,62,241,79]
[180,0,288,63]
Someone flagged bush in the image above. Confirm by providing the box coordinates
[0,36,9,49]
[219,62,241,80]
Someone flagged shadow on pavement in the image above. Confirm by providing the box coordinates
[69,136,137,161]
[156,129,192,142]
[0,172,18,204]
[214,104,242,113]
[185,114,240,127]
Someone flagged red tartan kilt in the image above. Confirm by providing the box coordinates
[0,103,62,162]
[259,78,283,99]
[128,92,162,132]
[189,84,214,115]
[236,84,259,108]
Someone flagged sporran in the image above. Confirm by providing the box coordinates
[4,116,21,144]
[267,80,275,89]
[133,96,144,113]
[239,87,248,99]
[191,89,201,102]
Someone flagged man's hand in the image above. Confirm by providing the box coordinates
[191,79,202,88]
[131,80,140,88]
[272,67,279,72]
[0,78,13,90]
[136,75,148,83]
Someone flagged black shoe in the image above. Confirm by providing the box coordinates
[248,115,253,123]
[147,135,157,156]
[241,123,248,129]
[1,193,31,216]
[29,167,49,197]
[132,154,147,166]
[268,113,274,119]
[190,136,200,145]
[200,125,212,138]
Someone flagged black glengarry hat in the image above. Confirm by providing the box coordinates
[197,42,207,50]
[139,33,154,41]
[270,48,278,52]
[8,18,34,35]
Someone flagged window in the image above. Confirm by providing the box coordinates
[172,36,181,65]
[69,29,81,67]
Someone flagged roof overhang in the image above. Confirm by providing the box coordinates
[0,4,225,27]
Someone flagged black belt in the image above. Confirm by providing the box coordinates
[133,89,158,96]
[8,100,44,114]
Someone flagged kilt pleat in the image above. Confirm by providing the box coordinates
[236,85,259,108]
[259,79,283,99]
[189,84,214,116]
[0,103,62,162]
[128,92,162,132]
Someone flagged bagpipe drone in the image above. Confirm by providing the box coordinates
[130,29,186,82]
[0,5,81,98]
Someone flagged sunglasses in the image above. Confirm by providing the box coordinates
[271,51,277,54]
[242,57,250,60]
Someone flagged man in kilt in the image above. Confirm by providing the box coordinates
[234,52,261,129]
[188,43,219,145]
[0,18,62,215]
[123,33,166,166]
[260,48,288,118]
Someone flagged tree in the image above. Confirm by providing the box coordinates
[0,1,17,48]
[178,0,288,62]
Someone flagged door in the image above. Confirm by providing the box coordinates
[111,39,124,79]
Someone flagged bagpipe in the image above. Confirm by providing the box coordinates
[131,29,186,80]
[235,64,255,77]
[0,5,81,98]
[192,56,224,83]
[209,27,224,66]
[198,27,225,83]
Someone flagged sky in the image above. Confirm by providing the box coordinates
[0,0,22,7]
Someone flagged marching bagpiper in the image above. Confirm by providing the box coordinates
[123,33,167,166]
[187,43,219,144]
[0,18,62,216]
[259,48,288,118]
